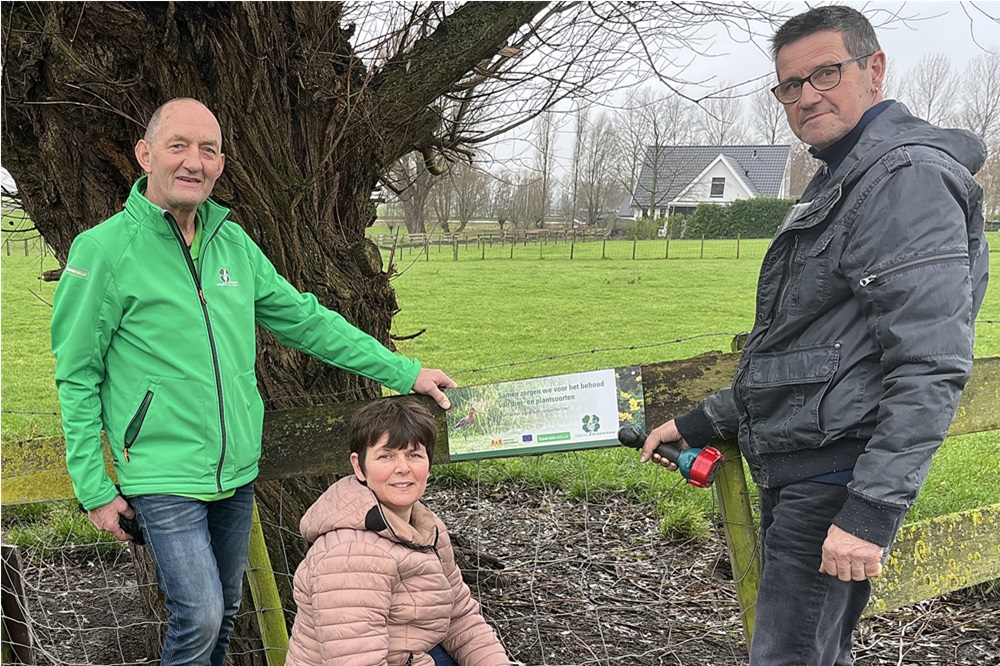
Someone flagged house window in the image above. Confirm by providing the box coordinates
[710,177,726,198]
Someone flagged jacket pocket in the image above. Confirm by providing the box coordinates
[114,377,210,478]
[743,343,840,453]
[123,390,154,461]
[225,370,264,477]
[786,228,837,314]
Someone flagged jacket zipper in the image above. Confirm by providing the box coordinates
[859,252,967,287]
[123,390,154,462]
[164,211,230,492]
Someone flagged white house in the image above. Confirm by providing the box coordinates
[620,144,792,219]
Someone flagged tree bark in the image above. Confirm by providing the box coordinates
[2,2,546,662]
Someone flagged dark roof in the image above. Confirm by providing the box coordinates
[622,144,790,214]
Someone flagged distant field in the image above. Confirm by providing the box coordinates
[2,236,998,534]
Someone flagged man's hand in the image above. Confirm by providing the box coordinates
[640,419,683,471]
[412,368,457,410]
[820,524,884,581]
[86,495,136,542]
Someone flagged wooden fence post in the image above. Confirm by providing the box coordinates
[632,237,637,260]
[714,447,760,651]
[1,545,34,664]
[700,235,705,259]
[736,233,741,260]
[570,232,575,260]
[246,501,289,666]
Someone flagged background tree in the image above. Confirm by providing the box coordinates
[697,84,747,145]
[386,152,438,234]
[750,86,791,145]
[956,52,1000,220]
[449,162,489,232]
[898,53,960,127]
[978,141,1000,221]
[577,112,622,226]
[569,102,589,224]
[616,87,696,218]
[958,52,1000,145]
[532,111,560,227]
[488,169,516,230]
[431,172,454,233]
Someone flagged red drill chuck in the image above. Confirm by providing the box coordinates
[618,425,725,488]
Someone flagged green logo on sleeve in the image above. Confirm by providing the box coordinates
[65,265,90,280]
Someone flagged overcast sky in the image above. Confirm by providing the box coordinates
[685,1,998,94]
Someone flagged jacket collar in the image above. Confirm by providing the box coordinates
[818,102,987,193]
[300,476,439,550]
[124,176,230,239]
[364,500,439,551]
[810,100,894,175]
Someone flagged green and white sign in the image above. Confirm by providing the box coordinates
[445,366,645,461]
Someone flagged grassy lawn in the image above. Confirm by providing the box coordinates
[1,251,61,443]
[2,239,999,536]
[386,247,1000,531]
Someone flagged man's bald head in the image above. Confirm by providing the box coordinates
[143,98,221,148]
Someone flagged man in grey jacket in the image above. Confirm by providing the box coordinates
[641,6,989,665]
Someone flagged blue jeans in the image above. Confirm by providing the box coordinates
[750,481,871,666]
[132,483,255,666]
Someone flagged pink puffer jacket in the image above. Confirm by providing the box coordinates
[285,476,510,666]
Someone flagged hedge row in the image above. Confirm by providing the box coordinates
[626,197,797,240]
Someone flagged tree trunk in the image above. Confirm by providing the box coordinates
[2,2,546,662]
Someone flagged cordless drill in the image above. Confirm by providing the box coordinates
[618,425,725,488]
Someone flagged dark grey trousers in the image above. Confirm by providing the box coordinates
[750,481,871,666]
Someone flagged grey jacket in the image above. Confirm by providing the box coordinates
[678,103,989,546]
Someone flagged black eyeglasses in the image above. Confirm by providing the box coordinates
[771,53,875,104]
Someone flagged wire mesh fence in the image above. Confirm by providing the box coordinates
[2,235,53,258]
[373,231,773,264]
[4,453,1000,665]
[1,459,753,666]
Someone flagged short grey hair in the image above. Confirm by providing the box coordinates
[770,5,881,67]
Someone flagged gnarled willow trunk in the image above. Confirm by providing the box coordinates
[2,2,545,662]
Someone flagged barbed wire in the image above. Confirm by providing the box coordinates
[448,332,741,377]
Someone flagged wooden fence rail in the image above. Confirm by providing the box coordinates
[3,353,998,660]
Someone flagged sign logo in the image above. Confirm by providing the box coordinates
[216,267,239,287]
[581,414,601,433]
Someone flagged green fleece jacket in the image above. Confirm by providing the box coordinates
[52,178,421,509]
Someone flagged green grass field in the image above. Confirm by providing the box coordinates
[2,239,999,536]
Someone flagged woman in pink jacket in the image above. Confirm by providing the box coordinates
[285,398,510,666]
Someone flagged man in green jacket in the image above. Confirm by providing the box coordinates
[50,98,456,666]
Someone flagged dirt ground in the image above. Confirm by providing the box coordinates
[11,478,999,665]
